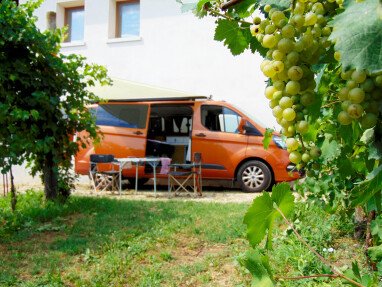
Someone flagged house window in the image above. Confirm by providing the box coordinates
[65,6,84,42]
[116,1,140,38]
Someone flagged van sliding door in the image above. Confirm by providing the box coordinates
[94,103,149,172]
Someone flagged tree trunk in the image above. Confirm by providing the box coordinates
[43,153,58,200]
[10,166,16,212]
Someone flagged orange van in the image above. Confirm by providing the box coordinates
[75,97,299,192]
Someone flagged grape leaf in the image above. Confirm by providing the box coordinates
[214,19,249,55]
[320,135,341,163]
[241,250,274,287]
[243,183,294,249]
[262,128,274,150]
[329,0,382,74]
[371,216,382,240]
[259,0,291,10]
[351,165,382,206]
[368,245,382,262]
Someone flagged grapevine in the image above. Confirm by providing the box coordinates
[186,0,382,285]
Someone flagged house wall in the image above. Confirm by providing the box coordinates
[23,0,277,128]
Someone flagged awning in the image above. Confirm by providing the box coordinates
[89,78,207,102]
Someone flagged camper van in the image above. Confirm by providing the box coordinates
[75,97,299,192]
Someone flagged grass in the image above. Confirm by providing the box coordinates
[0,190,370,286]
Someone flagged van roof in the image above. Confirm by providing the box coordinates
[89,78,208,102]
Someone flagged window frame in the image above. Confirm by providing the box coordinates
[64,6,84,42]
[201,105,242,134]
[115,0,140,38]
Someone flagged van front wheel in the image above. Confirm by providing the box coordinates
[237,160,272,192]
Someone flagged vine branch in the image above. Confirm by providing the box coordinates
[221,0,244,10]
[274,205,366,287]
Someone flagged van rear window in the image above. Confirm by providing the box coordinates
[96,104,148,129]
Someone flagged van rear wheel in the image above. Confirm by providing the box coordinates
[237,160,272,193]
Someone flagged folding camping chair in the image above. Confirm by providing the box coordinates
[168,152,202,196]
[89,154,121,193]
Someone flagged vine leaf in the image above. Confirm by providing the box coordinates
[351,165,382,206]
[262,128,274,150]
[214,19,249,55]
[371,216,382,240]
[329,0,382,74]
[320,135,341,164]
[241,250,274,287]
[243,183,294,249]
[258,0,292,10]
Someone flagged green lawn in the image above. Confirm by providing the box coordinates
[0,191,368,286]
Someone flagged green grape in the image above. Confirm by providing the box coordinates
[301,32,314,47]
[262,63,277,77]
[337,87,349,101]
[272,90,283,101]
[287,66,304,81]
[265,24,276,34]
[264,4,272,13]
[272,61,285,73]
[286,51,300,65]
[273,81,285,91]
[262,34,277,48]
[265,86,277,99]
[302,153,311,163]
[346,80,357,89]
[271,11,286,24]
[282,24,295,38]
[361,79,375,93]
[371,89,382,100]
[296,120,309,134]
[250,25,261,36]
[348,87,365,104]
[341,100,351,111]
[294,40,305,53]
[322,26,331,36]
[272,105,283,118]
[289,151,302,164]
[277,38,295,54]
[272,50,286,61]
[253,16,262,25]
[286,137,299,151]
[259,20,270,32]
[337,111,352,125]
[312,2,325,14]
[285,81,301,95]
[347,103,364,119]
[279,96,293,109]
[269,99,278,108]
[291,14,305,28]
[361,113,378,129]
[351,70,367,84]
[287,125,296,135]
[374,75,382,87]
[311,26,322,38]
[277,70,289,81]
[280,118,291,128]
[304,12,318,26]
[300,92,315,106]
[341,70,353,80]
[283,107,296,121]
[310,146,321,159]
[294,2,305,14]
[296,112,304,121]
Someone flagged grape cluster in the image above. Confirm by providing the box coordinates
[337,70,382,129]
[250,0,341,167]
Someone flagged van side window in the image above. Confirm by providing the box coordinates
[201,105,241,133]
[96,104,148,129]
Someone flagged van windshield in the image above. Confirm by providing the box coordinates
[232,105,269,129]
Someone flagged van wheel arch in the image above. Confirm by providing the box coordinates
[235,158,275,192]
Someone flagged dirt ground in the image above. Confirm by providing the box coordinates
[2,174,260,204]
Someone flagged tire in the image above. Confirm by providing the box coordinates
[237,160,272,193]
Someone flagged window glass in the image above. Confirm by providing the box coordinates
[118,1,140,37]
[66,7,84,42]
[96,104,148,128]
[201,105,242,133]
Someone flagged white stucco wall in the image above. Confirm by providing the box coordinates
[25,0,277,128]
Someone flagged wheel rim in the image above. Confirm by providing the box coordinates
[242,165,265,189]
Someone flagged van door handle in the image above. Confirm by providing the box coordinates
[195,133,206,137]
[133,131,143,135]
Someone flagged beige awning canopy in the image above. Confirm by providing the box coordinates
[89,78,207,102]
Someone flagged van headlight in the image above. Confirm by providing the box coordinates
[273,135,287,149]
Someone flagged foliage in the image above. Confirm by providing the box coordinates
[0,0,110,200]
[190,0,382,284]
[0,191,370,286]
